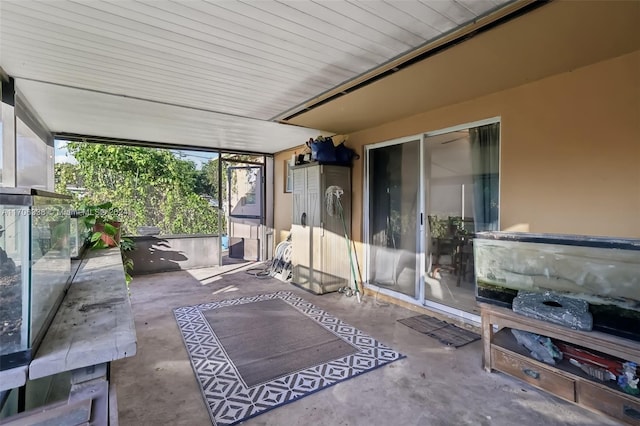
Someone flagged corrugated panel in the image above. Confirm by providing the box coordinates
[15,79,322,153]
[0,0,511,152]
[292,168,307,224]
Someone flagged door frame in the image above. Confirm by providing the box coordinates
[363,117,501,324]
[363,134,425,301]
[223,158,267,262]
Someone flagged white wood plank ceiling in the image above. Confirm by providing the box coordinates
[0,0,511,153]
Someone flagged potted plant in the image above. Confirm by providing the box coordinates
[428,215,448,239]
[80,201,135,285]
[81,201,122,248]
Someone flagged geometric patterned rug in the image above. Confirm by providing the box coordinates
[174,291,405,426]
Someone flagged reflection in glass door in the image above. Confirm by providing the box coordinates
[367,139,421,298]
[424,123,500,314]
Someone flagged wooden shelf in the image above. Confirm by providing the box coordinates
[480,303,640,367]
[481,303,640,425]
[493,328,637,398]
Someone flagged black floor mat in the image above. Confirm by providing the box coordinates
[398,314,480,348]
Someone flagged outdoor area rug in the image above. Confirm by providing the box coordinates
[398,314,480,348]
[174,291,405,426]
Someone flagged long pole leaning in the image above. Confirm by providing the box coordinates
[336,197,362,302]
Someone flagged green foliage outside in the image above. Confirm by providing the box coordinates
[55,143,226,236]
[197,153,262,203]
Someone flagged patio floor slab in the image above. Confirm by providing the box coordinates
[112,265,621,426]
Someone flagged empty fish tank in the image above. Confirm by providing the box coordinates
[474,232,640,341]
[69,210,89,259]
[0,189,71,370]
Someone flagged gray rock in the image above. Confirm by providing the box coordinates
[512,290,593,331]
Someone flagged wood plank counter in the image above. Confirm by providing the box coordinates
[0,366,27,392]
[29,249,137,380]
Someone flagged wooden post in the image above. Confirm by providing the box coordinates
[481,307,493,372]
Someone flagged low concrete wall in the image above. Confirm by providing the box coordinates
[127,235,221,275]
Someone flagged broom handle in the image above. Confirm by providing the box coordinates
[336,198,362,296]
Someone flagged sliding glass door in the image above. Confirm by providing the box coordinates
[366,139,422,298]
[366,120,500,316]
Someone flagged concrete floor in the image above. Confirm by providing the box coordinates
[112,265,622,426]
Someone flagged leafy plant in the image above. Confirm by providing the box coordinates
[119,237,135,252]
[428,215,449,239]
[83,201,121,224]
[449,216,472,237]
[429,215,472,239]
[120,237,135,286]
[80,201,122,249]
[56,143,225,236]
[123,257,134,286]
[80,200,136,285]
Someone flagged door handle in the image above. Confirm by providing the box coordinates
[301,212,307,227]
[624,405,640,420]
[522,368,540,380]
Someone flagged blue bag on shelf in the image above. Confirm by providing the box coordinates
[309,136,336,163]
[335,142,357,165]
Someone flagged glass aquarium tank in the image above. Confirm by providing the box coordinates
[70,210,89,259]
[474,232,640,341]
[0,189,71,370]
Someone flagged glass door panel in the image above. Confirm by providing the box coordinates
[226,163,263,261]
[227,165,262,220]
[424,123,500,314]
[368,139,421,298]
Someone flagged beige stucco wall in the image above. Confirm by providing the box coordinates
[274,50,640,245]
[273,147,303,243]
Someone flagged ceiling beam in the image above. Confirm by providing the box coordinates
[274,0,545,122]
